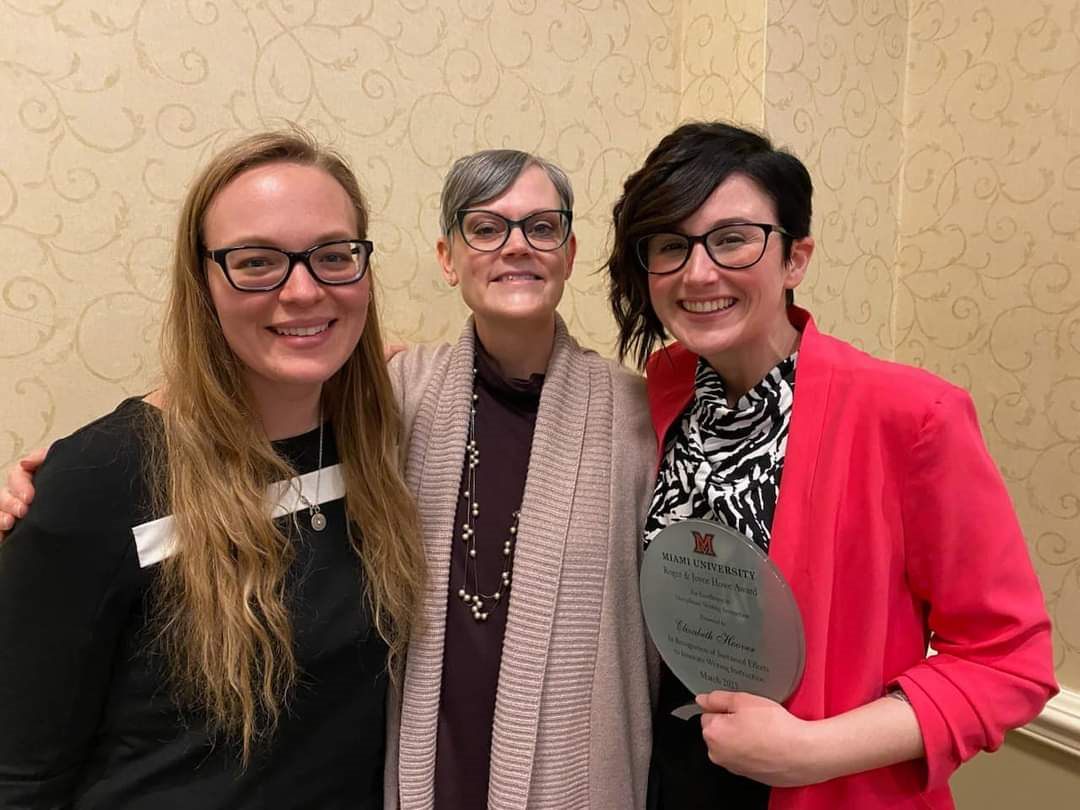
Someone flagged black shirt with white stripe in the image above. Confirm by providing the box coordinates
[0,398,387,809]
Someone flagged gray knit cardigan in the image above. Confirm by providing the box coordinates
[385,316,657,810]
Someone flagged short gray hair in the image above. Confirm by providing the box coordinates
[439,149,574,236]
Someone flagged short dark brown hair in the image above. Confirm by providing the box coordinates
[605,121,813,369]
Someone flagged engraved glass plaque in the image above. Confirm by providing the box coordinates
[640,518,805,712]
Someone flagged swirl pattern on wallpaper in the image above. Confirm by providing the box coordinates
[892,0,1080,685]
[763,0,909,355]
[0,0,683,459]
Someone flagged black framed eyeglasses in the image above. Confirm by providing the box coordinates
[455,209,573,252]
[636,223,792,276]
[203,239,373,292]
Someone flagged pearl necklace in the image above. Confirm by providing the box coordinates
[455,366,520,622]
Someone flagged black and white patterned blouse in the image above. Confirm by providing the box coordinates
[644,353,798,555]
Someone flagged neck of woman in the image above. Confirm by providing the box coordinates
[705,317,801,407]
[474,314,557,380]
[245,375,323,441]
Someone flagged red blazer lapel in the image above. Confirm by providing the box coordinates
[770,308,831,578]
[644,344,696,464]
[768,313,836,713]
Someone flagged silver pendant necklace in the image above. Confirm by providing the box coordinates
[297,407,326,532]
[455,366,521,622]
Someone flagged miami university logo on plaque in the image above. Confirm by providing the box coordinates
[692,530,716,557]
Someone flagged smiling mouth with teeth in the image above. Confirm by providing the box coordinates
[271,322,331,337]
[494,273,542,282]
[681,299,736,314]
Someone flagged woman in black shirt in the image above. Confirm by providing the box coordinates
[0,130,423,808]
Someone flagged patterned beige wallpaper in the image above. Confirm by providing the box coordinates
[0,0,682,457]
[676,0,764,125]
[763,0,909,357]
[1,1,1077,688]
[894,0,1080,687]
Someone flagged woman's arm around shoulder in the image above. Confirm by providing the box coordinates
[0,447,48,538]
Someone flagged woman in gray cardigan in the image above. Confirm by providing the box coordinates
[385,150,656,810]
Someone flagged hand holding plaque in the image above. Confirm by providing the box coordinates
[640,519,805,718]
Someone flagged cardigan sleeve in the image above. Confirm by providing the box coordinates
[892,386,1057,790]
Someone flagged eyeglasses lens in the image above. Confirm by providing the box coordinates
[643,225,768,273]
[460,211,569,251]
[225,241,366,289]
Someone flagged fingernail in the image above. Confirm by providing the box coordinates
[16,503,26,518]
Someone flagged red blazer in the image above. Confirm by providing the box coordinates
[645,308,1057,810]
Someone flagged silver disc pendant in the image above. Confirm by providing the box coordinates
[310,511,327,532]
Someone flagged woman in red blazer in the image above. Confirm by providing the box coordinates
[605,121,1057,810]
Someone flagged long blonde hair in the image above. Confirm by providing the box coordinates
[150,129,423,761]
